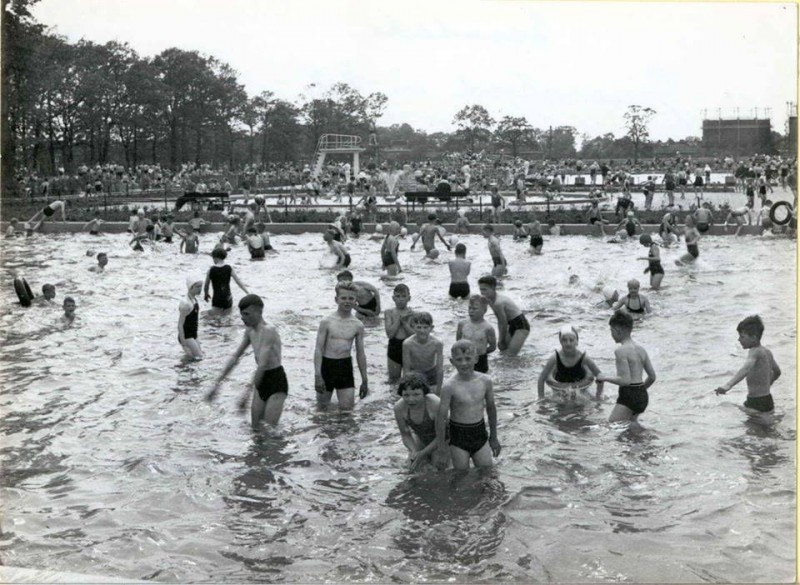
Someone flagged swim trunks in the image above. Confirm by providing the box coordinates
[359,295,378,314]
[249,245,265,259]
[589,217,600,225]
[89,230,99,236]
[449,281,470,299]
[474,353,489,373]
[387,337,404,364]
[744,394,774,412]
[616,383,648,415]
[696,222,709,233]
[530,235,544,248]
[256,365,289,401]
[694,176,703,187]
[507,313,530,336]
[163,236,173,244]
[554,351,585,383]
[646,261,665,275]
[320,356,355,393]
[342,253,352,267]
[491,255,505,267]
[448,419,488,455]
[625,221,636,237]
[43,205,55,217]
[687,244,699,258]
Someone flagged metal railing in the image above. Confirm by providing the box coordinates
[316,134,363,151]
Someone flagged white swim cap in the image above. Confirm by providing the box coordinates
[400,227,408,236]
[375,224,383,233]
[559,325,578,340]
[186,274,203,290]
[602,287,616,300]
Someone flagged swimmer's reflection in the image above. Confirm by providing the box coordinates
[226,433,293,518]
[724,416,790,476]
[385,468,507,563]
[536,398,604,434]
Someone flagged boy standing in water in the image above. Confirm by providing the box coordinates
[402,312,445,395]
[714,315,781,413]
[314,281,369,409]
[180,226,200,254]
[478,275,529,356]
[456,295,497,373]
[596,311,656,425]
[385,283,414,382]
[482,224,507,277]
[436,340,501,470]
[410,213,451,259]
[206,294,288,428]
[61,296,77,325]
[324,230,351,268]
[447,243,471,299]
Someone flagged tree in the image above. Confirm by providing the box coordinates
[495,115,533,157]
[452,104,495,152]
[623,105,656,163]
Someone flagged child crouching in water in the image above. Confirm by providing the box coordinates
[394,373,445,471]
[537,325,602,400]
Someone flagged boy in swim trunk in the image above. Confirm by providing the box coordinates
[88,252,108,273]
[385,283,414,382]
[596,311,656,426]
[693,204,713,234]
[26,200,66,233]
[447,243,471,299]
[179,226,200,254]
[82,211,104,235]
[402,312,444,395]
[324,230,351,268]
[676,216,701,266]
[314,281,369,410]
[527,220,544,255]
[435,340,501,470]
[724,207,750,236]
[456,295,497,374]
[61,296,77,325]
[714,315,781,413]
[482,224,507,277]
[410,213,451,259]
[478,275,529,357]
[206,294,288,428]
[336,271,381,319]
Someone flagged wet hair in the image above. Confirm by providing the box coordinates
[737,315,764,340]
[609,310,634,332]
[238,294,264,312]
[478,275,498,289]
[627,279,640,289]
[211,247,227,260]
[335,281,358,297]
[42,283,55,294]
[393,283,410,295]
[410,311,433,327]
[97,252,107,260]
[396,372,431,396]
[514,220,523,227]
[451,339,477,357]
[427,213,437,221]
[548,219,556,227]
[145,224,154,232]
[454,243,466,255]
[63,296,76,306]
[482,224,494,233]
[468,294,488,309]
[337,270,354,282]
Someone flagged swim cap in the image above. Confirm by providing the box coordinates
[558,325,578,340]
[186,274,203,291]
[627,211,634,217]
[639,234,652,245]
[602,287,617,300]
[400,227,408,237]
[375,224,383,233]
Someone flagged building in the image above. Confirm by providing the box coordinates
[701,117,772,156]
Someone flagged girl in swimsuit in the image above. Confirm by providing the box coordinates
[393,373,446,471]
[536,325,602,400]
[638,234,664,290]
[612,279,651,319]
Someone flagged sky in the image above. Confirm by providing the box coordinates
[31,0,798,143]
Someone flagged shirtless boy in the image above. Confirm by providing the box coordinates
[447,243,471,299]
[482,224,507,277]
[411,213,451,259]
[88,252,108,273]
[714,315,781,413]
[456,295,497,373]
[478,275,529,356]
[596,311,656,425]
[724,207,750,236]
[324,230,351,268]
[206,294,288,428]
[435,340,501,470]
[337,271,381,319]
[402,312,444,395]
[385,283,414,382]
[314,281,369,409]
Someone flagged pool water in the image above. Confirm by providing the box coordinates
[0,229,795,583]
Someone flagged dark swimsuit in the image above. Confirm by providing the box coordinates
[387,337,404,364]
[625,219,636,237]
[179,300,199,343]
[359,295,378,315]
[406,405,436,447]
[625,297,645,314]
[530,234,544,248]
[507,313,530,336]
[382,237,398,268]
[449,282,470,299]
[43,204,55,217]
[256,366,289,401]
[491,255,505,267]
[341,253,352,267]
[474,353,489,373]
[449,419,488,455]
[617,383,648,415]
[645,245,664,275]
[89,230,99,235]
[249,244,265,259]
[209,265,233,309]
[320,356,355,393]
[687,243,699,258]
[554,351,585,383]
[744,394,774,412]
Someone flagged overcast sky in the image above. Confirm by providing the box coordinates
[32,0,797,143]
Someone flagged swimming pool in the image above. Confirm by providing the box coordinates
[0,229,795,582]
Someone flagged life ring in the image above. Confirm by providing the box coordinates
[14,277,34,307]
[769,201,793,226]
[546,379,594,393]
